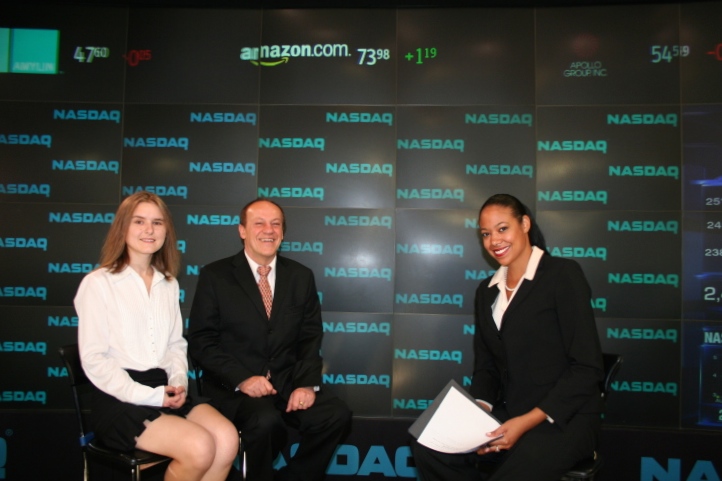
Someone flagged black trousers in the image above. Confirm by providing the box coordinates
[411,411,600,481]
[229,391,351,481]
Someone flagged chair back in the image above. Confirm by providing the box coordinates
[601,353,623,399]
[58,344,96,445]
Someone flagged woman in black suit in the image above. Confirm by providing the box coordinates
[412,193,604,481]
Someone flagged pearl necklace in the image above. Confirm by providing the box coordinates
[504,269,519,292]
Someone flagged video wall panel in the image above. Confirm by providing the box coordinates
[125,8,262,104]
[1,3,721,439]
[535,4,680,105]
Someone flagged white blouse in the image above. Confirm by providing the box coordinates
[75,266,188,407]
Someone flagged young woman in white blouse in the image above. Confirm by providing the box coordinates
[75,191,239,481]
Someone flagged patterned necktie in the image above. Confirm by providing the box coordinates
[257,265,273,318]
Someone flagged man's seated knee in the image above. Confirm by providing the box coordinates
[245,407,286,435]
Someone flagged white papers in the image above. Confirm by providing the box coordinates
[409,379,502,454]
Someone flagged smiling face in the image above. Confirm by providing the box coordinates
[479,204,532,271]
[125,201,167,262]
[239,200,284,266]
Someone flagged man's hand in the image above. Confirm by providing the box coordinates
[286,387,316,412]
[239,376,277,398]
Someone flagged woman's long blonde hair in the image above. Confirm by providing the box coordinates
[98,191,180,279]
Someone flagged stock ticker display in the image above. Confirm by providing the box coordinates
[1,3,722,430]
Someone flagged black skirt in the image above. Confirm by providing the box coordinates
[90,368,206,451]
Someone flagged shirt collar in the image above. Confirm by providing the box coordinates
[244,251,277,274]
[114,264,165,285]
[489,246,545,288]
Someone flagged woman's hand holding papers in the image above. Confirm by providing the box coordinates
[478,407,547,454]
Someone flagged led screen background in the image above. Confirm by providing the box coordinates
[2,2,721,439]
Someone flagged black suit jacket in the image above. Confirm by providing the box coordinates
[188,251,323,409]
[469,253,604,430]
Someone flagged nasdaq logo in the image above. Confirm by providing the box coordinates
[280,241,323,255]
[323,322,391,336]
[324,215,392,229]
[463,325,475,335]
[610,381,677,396]
[122,185,188,199]
[608,273,679,288]
[186,265,202,276]
[464,113,533,127]
[53,109,121,123]
[0,391,47,404]
[48,212,114,223]
[47,367,68,377]
[323,374,391,388]
[394,349,463,364]
[189,112,257,125]
[393,398,433,410]
[396,243,464,258]
[591,298,607,312]
[0,435,5,478]
[464,270,497,281]
[325,444,416,477]
[48,263,98,274]
[0,286,47,300]
[326,163,393,177]
[397,138,464,152]
[51,160,119,174]
[607,220,678,234]
[538,190,607,204]
[258,137,325,151]
[0,237,48,251]
[257,187,324,200]
[609,165,679,180]
[0,341,46,355]
[466,164,534,178]
[326,112,393,126]
[186,214,240,225]
[189,162,256,175]
[607,113,678,127]
[324,267,392,281]
[397,188,464,202]
[395,293,463,308]
[0,184,50,197]
[548,246,607,261]
[704,331,722,344]
[0,134,52,148]
[607,328,677,343]
[124,137,189,150]
[537,140,607,153]
[464,218,479,229]
[177,240,186,253]
[641,457,720,481]
[47,316,78,327]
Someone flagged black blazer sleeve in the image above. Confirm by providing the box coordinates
[188,256,256,391]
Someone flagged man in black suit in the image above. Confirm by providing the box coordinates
[189,198,351,481]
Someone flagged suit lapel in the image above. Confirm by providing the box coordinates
[271,257,290,324]
[483,283,499,328]
[231,252,268,320]
[501,253,548,324]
